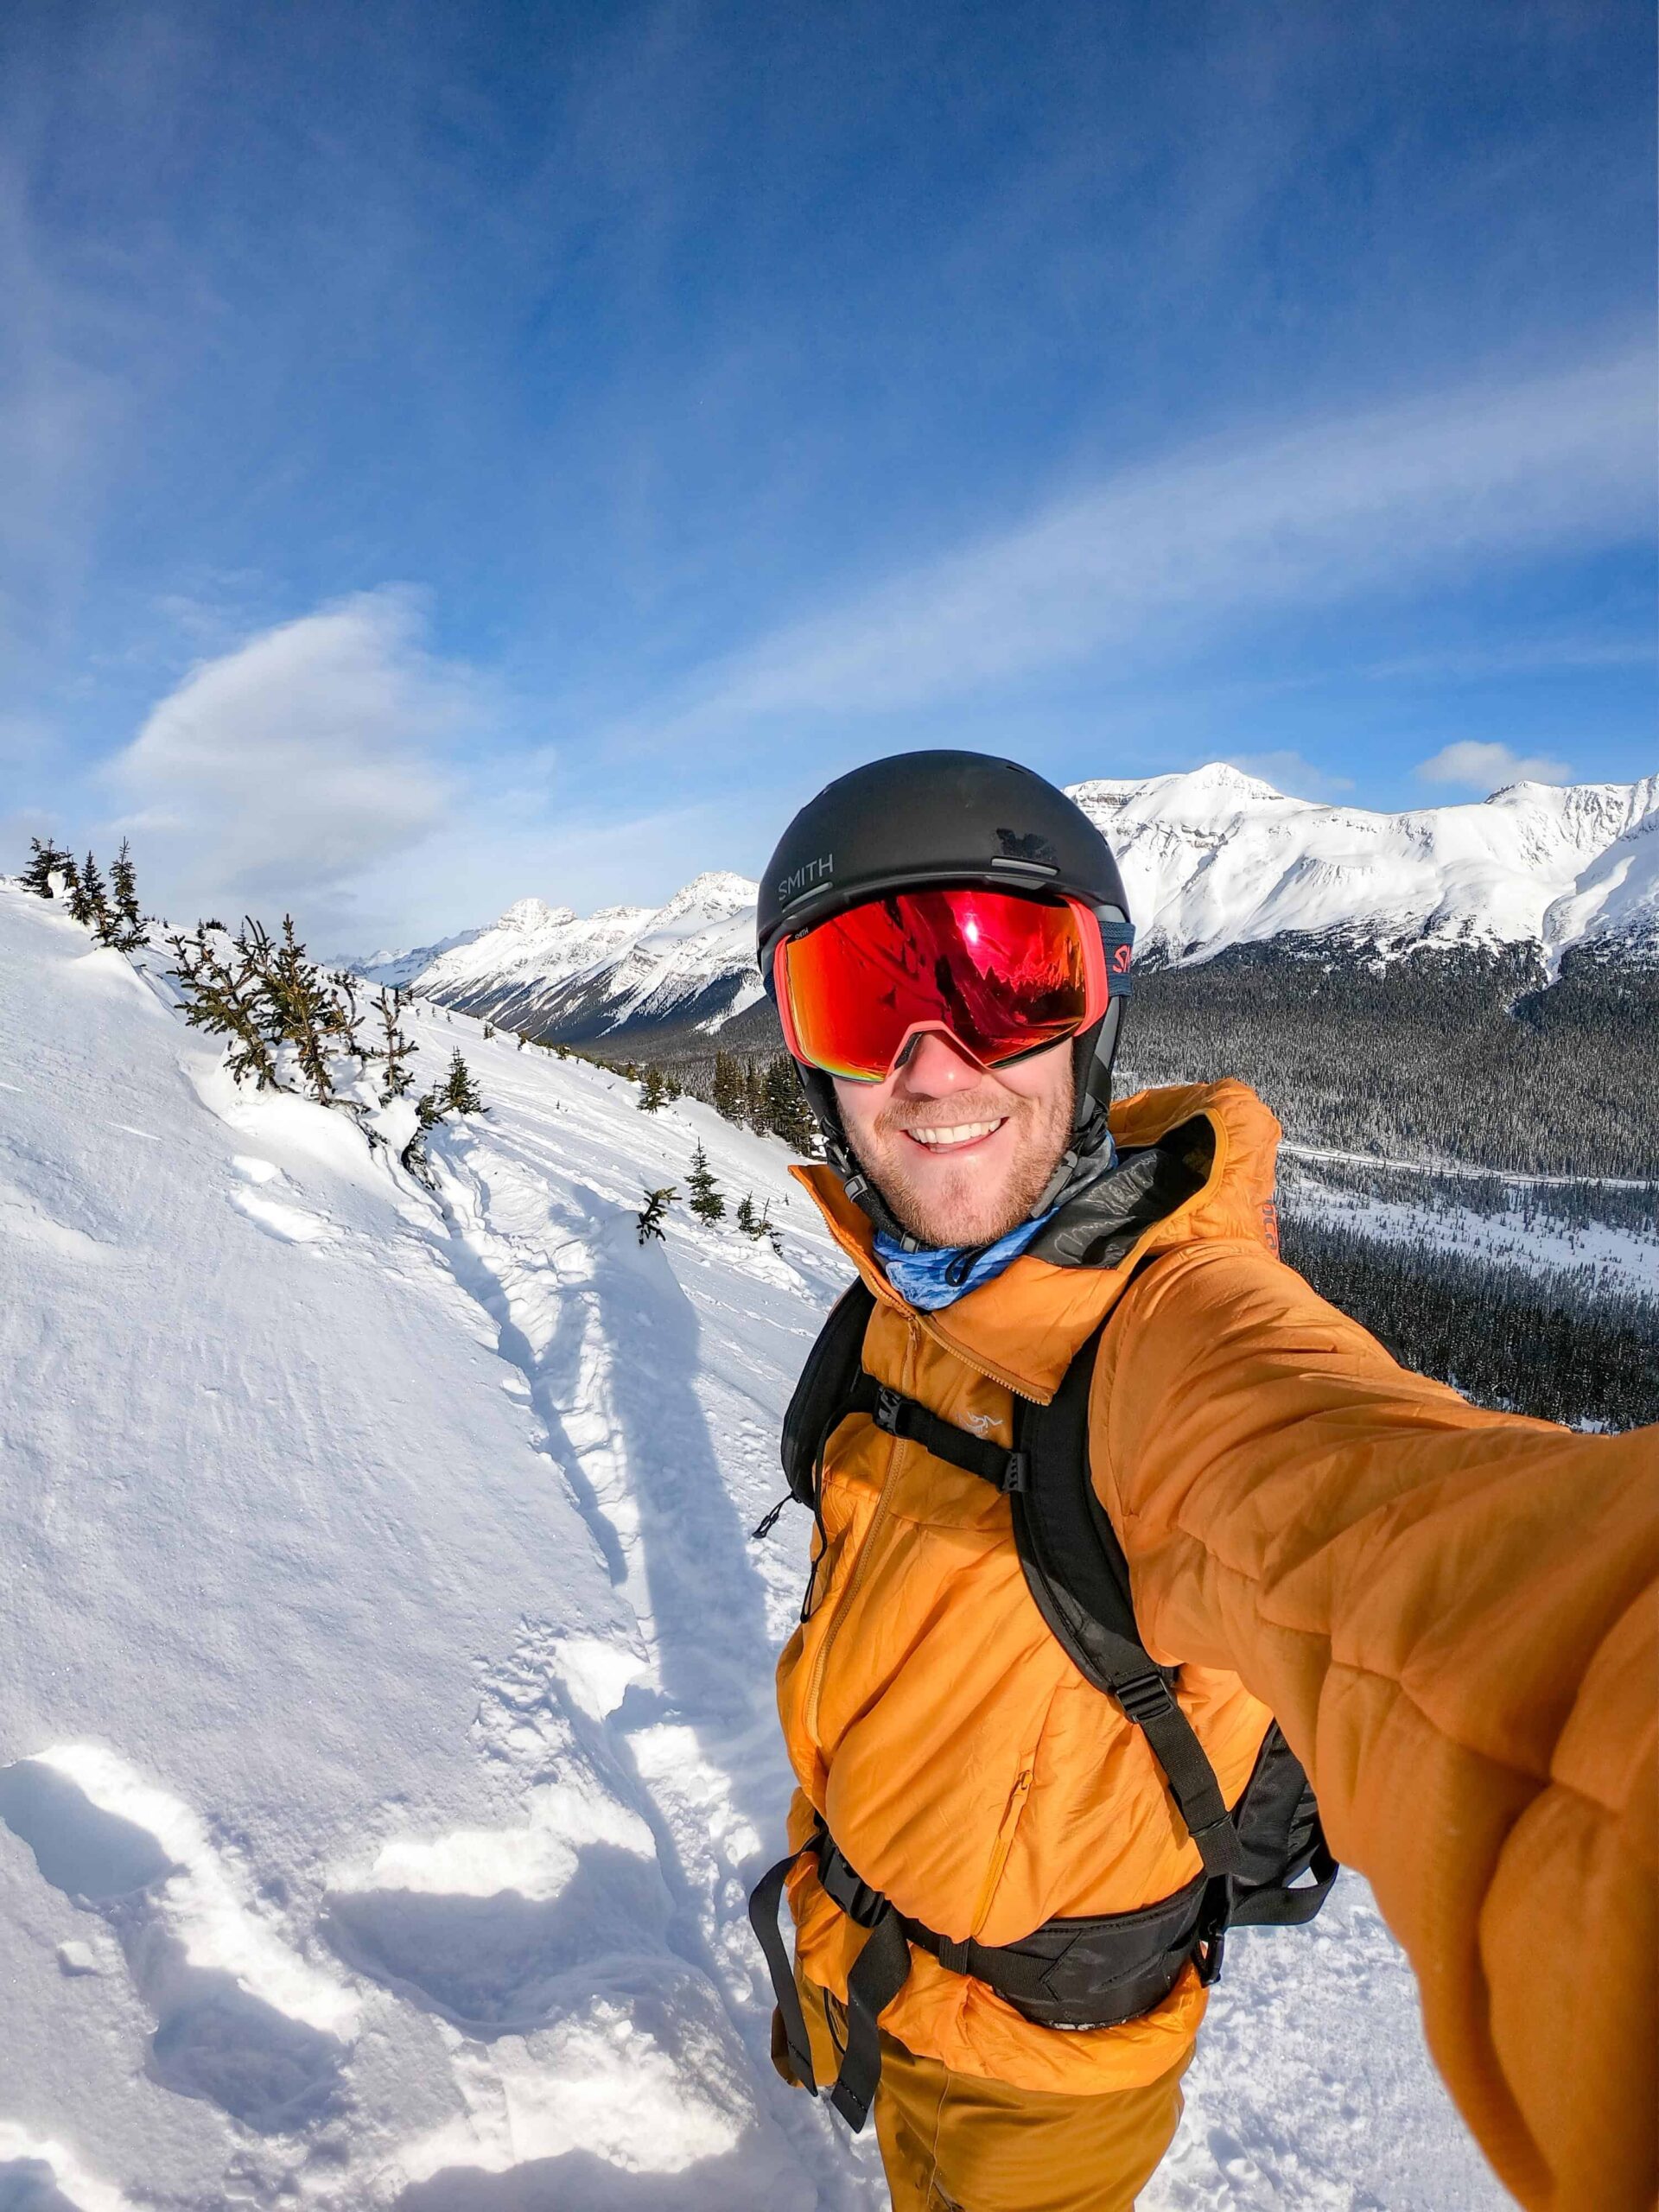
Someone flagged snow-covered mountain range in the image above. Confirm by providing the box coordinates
[351,766,1659,1048]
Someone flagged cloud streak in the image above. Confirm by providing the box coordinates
[1414,740,1572,792]
[652,346,1652,738]
[106,591,469,936]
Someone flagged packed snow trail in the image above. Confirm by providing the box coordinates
[0,884,1509,2209]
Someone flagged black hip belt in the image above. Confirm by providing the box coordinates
[748,1826,1231,2133]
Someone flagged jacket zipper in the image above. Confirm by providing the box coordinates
[915,1313,1046,1405]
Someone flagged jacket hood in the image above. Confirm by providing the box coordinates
[791,1079,1282,1401]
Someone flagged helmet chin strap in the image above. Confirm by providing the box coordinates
[798,994,1127,1246]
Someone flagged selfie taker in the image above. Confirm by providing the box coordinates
[748,751,1656,2212]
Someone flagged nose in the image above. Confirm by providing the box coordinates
[894,1028,985,1096]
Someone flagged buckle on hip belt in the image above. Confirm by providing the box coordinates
[817,1839,890,1929]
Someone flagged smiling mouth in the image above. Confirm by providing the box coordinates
[903,1118,1007,1151]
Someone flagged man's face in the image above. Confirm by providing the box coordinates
[833,1029,1075,1249]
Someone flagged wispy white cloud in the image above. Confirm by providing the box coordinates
[105,590,471,937]
[642,346,1651,742]
[1223,750,1356,802]
[1414,739,1572,792]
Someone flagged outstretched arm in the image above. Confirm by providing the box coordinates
[1091,1242,1657,2212]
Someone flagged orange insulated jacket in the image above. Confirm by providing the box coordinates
[777,1080,1657,2212]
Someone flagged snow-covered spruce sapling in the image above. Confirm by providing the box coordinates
[637,1065,668,1113]
[21,837,73,900]
[70,850,112,937]
[686,1141,725,1225]
[637,1185,678,1243]
[441,1050,486,1116]
[165,925,283,1091]
[108,840,149,950]
[399,1085,448,1181]
[371,987,417,1103]
[734,1193,761,1236]
[258,917,349,1104]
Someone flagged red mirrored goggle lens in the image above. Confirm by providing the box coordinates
[776,887,1113,1082]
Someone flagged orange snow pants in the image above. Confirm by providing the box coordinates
[785,1976,1189,2211]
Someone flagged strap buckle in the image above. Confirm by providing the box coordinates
[817,1838,890,1929]
[1115,1669,1177,1726]
[999,1449,1028,1494]
[873,1385,904,1435]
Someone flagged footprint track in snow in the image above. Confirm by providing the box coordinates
[0,1747,356,2136]
[324,1651,668,2037]
[0,2126,126,2212]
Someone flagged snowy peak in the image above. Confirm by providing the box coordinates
[498,894,577,931]
[651,870,760,925]
[1067,766,1659,965]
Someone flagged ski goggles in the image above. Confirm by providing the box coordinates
[773,885,1131,1084]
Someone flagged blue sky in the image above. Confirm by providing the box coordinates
[2,0,1653,945]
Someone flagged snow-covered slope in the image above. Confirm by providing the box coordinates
[355,767,1659,1050]
[0,883,1511,2210]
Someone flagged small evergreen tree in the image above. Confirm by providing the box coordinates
[262,917,345,1103]
[760,1199,785,1256]
[686,1140,725,1224]
[483,1023,495,1040]
[663,1068,683,1100]
[442,1050,486,1115]
[108,839,149,950]
[745,1058,767,1132]
[21,837,72,899]
[637,1185,677,1243]
[372,987,418,1103]
[762,1054,818,1155]
[734,1192,761,1236]
[400,1084,449,1181]
[713,1049,745,1123]
[165,924,283,1090]
[638,1065,668,1113]
[71,851,110,933]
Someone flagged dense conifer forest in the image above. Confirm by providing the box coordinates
[1116,938,1659,1178]
[1279,1216,1658,1432]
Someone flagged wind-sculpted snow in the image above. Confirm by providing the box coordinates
[0,884,1509,2208]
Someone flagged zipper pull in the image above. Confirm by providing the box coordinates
[750,1494,792,1541]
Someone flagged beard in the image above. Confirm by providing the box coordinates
[843,1059,1075,1249]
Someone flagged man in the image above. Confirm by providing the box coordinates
[748,753,1656,2212]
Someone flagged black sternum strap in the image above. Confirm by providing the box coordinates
[856,1373,1028,1491]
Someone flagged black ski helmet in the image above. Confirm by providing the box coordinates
[758,751,1134,1189]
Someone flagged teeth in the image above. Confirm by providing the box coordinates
[908,1120,1003,1148]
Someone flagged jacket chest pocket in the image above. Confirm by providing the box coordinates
[971,1765,1034,1930]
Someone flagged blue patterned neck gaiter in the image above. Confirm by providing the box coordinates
[873,1207,1058,1312]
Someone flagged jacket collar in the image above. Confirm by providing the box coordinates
[791,1079,1282,1403]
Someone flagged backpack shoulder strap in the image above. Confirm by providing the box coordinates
[780,1277,877,1505]
[1011,1267,1241,1878]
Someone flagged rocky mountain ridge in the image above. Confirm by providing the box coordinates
[348,766,1658,1050]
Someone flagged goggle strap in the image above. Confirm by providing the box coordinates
[1097,918,1135,997]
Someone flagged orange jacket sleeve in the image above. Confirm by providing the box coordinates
[1090,1241,1658,2212]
